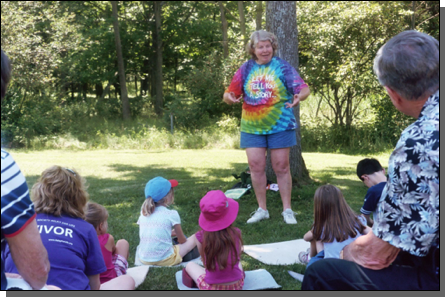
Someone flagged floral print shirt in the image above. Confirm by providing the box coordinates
[373,90,439,257]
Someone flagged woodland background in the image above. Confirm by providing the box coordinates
[1,1,440,153]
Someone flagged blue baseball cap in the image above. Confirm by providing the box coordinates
[145,176,179,202]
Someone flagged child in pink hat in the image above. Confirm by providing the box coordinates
[184,190,245,290]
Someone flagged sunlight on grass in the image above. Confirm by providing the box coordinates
[9,148,393,290]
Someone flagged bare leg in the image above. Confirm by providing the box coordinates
[270,148,292,210]
[100,275,135,290]
[185,262,206,284]
[178,234,197,257]
[115,239,130,259]
[246,147,268,210]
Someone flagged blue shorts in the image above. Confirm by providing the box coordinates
[240,130,297,149]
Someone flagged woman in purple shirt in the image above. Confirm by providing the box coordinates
[4,166,134,290]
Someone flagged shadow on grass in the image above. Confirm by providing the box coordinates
[22,161,368,290]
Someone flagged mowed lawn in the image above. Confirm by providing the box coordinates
[10,149,391,290]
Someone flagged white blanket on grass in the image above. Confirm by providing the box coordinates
[126,266,150,288]
[243,239,310,265]
[175,269,281,290]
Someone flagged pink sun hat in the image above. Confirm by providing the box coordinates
[199,190,239,232]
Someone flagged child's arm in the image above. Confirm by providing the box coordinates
[362,226,372,235]
[105,234,117,255]
[364,214,374,227]
[303,230,314,242]
[173,224,187,244]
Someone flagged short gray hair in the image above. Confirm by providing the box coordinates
[373,30,439,101]
[246,30,279,60]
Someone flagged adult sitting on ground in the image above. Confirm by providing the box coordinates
[223,30,310,225]
[1,49,51,290]
[4,166,135,290]
[302,30,439,290]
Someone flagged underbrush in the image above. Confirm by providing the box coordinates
[13,115,241,151]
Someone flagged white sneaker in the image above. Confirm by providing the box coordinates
[247,208,270,224]
[282,209,297,224]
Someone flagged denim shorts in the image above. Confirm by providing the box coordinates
[240,130,297,149]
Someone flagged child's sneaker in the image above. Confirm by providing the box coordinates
[299,248,310,265]
[246,208,270,224]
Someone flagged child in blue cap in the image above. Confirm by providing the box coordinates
[136,176,197,266]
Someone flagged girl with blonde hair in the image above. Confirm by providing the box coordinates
[136,176,196,266]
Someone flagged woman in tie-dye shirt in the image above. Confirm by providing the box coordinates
[223,30,310,225]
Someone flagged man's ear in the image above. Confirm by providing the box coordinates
[385,86,404,105]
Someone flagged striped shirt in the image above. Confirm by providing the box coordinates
[1,149,36,290]
[1,149,35,239]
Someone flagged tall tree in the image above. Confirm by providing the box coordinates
[265,1,310,186]
[238,1,247,44]
[154,1,164,115]
[219,1,229,58]
[256,1,263,30]
[111,1,131,120]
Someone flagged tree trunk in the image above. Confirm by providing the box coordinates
[256,1,263,30]
[111,1,131,120]
[154,1,163,115]
[238,1,247,45]
[265,1,310,186]
[219,1,229,58]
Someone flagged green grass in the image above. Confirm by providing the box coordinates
[10,148,391,290]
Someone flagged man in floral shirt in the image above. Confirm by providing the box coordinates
[302,30,439,290]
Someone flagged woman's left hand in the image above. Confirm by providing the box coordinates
[285,93,302,108]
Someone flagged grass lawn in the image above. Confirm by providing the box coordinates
[10,149,391,290]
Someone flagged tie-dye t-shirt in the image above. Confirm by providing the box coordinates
[225,56,308,135]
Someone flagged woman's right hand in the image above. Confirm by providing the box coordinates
[223,92,242,105]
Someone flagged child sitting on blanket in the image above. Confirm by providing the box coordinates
[136,176,196,266]
[299,185,371,267]
[85,202,130,284]
[184,190,245,290]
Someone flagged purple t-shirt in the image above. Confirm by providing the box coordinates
[4,213,106,290]
[196,228,243,284]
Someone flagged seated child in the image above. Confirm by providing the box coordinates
[356,158,387,227]
[185,190,244,290]
[299,185,370,267]
[85,202,130,284]
[136,176,196,266]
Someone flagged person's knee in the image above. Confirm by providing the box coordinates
[117,239,129,248]
[248,161,266,173]
[272,161,289,176]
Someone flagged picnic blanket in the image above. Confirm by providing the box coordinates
[243,239,310,265]
[126,266,150,288]
[175,269,281,290]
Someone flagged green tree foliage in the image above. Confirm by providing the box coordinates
[1,1,439,150]
[297,1,408,127]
